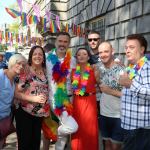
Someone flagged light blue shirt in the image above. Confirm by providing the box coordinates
[0,69,15,120]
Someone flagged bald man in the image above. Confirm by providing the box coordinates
[98,42,124,150]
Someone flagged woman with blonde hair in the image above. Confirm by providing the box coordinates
[0,54,27,148]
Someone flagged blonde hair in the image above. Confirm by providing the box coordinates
[8,54,27,69]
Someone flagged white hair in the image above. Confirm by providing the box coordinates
[8,54,27,69]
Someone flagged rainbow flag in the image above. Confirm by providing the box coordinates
[50,20,57,33]
[28,15,38,24]
[5,7,21,18]
[65,23,69,32]
[42,111,59,142]
[21,13,27,26]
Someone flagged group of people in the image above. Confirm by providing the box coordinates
[0,31,150,150]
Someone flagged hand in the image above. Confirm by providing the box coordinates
[119,72,132,88]
[17,83,26,91]
[32,94,47,104]
[99,84,111,94]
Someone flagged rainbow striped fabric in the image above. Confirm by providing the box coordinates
[5,7,21,18]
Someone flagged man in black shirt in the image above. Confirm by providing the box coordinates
[88,31,101,64]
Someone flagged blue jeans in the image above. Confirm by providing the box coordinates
[123,128,150,150]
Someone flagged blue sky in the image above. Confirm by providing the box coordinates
[0,0,17,25]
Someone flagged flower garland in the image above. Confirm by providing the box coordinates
[126,55,150,79]
[72,63,91,96]
[47,49,73,116]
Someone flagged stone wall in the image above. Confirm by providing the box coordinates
[67,0,150,53]
[47,0,150,53]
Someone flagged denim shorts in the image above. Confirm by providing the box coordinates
[99,115,124,143]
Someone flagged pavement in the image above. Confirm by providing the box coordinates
[4,126,102,150]
[4,133,55,150]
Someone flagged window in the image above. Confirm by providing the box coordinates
[88,17,105,41]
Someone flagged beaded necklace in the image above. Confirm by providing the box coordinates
[126,55,150,79]
[72,63,91,96]
[47,49,73,116]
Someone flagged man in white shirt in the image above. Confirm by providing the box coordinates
[45,32,78,150]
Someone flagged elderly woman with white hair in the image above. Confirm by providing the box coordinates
[0,53,27,148]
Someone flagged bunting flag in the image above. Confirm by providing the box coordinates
[55,16,60,31]
[16,34,19,43]
[28,15,38,25]
[65,23,69,32]
[17,0,23,13]
[5,7,21,18]
[77,25,81,36]
[71,23,77,35]
[40,17,47,32]
[46,11,51,22]
[10,33,13,44]
[24,36,26,44]
[0,31,2,42]
[32,4,40,22]
[50,20,57,33]
[21,13,27,26]
[44,18,47,32]
[5,32,8,43]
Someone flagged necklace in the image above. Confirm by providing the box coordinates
[47,49,72,116]
[72,63,91,96]
[32,67,43,76]
[126,55,150,79]
[34,69,43,75]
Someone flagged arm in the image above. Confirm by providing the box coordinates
[15,84,46,104]
[99,84,122,97]
[92,64,100,84]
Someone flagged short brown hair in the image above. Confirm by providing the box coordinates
[127,34,148,54]
[88,31,100,37]
[56,32,71,40]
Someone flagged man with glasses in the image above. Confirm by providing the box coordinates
[88,31,101,64]
[87,31,102,111]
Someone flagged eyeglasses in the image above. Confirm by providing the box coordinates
[88,38,100,42]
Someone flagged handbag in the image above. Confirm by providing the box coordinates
[0,115,16,140]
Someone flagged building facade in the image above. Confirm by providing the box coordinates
[27,0,150,58]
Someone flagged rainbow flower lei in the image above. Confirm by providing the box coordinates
[47,49,73,116]
[126,55,150,79]
[72,63,91,96]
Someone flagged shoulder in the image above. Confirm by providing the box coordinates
[70,56,76,68]
[0,69,4,77]
[141,60,150,71]
[0,69,5,85]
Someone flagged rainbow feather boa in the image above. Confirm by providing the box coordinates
[126,55,150,79]
[72,63,91,96]
[47,49,73,116]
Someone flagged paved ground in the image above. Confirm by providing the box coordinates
[4,125,102,150]
[4,133,55,150]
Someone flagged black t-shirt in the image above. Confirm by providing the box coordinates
[89,53,99,65]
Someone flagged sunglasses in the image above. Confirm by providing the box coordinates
[88,38,100,42]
